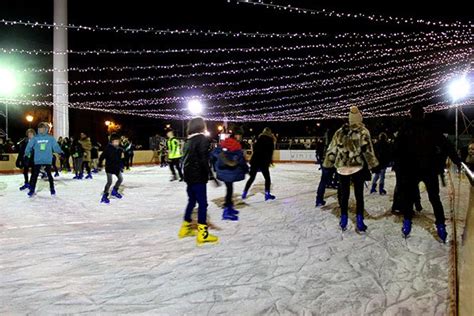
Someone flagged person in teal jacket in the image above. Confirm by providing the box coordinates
[24,122,63,197]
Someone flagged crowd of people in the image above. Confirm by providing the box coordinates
[3,104,473,246]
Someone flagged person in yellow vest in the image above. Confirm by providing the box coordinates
[167,130,184,181]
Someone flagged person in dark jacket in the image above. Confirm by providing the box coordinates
[395,104,461,242]
[211,126,248,221]
[242,127,276,201]
[58,137,71,172]
[71,137,85,179]
[370,133,392,195]
[24,122,63,197]
[16,128,36,191]
[179,117,218,245]
[99,134,124,204]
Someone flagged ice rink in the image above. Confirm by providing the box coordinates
[0,164,452,315]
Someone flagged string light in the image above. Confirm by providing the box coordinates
[233,0,472,29]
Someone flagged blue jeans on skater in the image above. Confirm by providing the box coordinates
[316,167,335,203]
[184,183,208,225]
[372,167,386,191]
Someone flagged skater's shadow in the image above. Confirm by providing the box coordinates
[323,200,440,241]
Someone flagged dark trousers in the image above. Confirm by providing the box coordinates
[61,154,71,171]
[338,170,365,216]
[123,153,130,169]
[244,165,271,192]
[225,182,234,207]
[104,172,123,194]
[23,165,31,184]
[82,161,91,174]
[316,167,335,203]
[184,183,208,224]
[30,164,55,192]
[160,154,167,167]
[129,154,134,167]
[402,172,445,225]
[392,169,421,211]
[169,158,183,179]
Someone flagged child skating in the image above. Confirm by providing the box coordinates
[99,134,124,204]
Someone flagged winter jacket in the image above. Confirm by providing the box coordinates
[250,133,275,168]
[167,137,183,159]
[24,131,63,165]
[71,140,84,159]
[182,133,210,184]
[16,138,34,168]
[394,118,461,176]
[91,142,100,160]
[374,140,392,169]
[79,137,92,162]
[60,140,71,156]
[323,123,379,174]
[211,138,248,183]
[99,143,123,175]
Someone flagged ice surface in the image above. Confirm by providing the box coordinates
[0,164,451,315]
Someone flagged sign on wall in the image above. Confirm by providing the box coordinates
[278,150,316,162]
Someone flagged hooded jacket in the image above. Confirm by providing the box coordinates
[182,133,210,184]
[211,138,248,183]
[24,130,63,165]
[323,123,378,174]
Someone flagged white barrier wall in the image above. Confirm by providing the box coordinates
[278,150,316,162]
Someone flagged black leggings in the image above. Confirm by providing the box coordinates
[244,165,271,192]
[23,166,31,184]
[225,182,233,207]
[82,161,91,174]
[30,165,55,192]
[338,170,365,216]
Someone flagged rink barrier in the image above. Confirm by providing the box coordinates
[0,150,319,174]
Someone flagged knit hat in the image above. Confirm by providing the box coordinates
[110,133,120,141]
[349,106,363,126]
[25,128,36,136]
[38,122,49,129]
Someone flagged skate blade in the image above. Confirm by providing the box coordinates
[196,240,219,247]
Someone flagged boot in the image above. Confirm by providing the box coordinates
[54,171,60,177]
[50,189,56,196]
[436,224,448,243]
[78,173,84,180]
[27,190,35,198]
[402,219,412,238]
[197,224,218,245]
[170,175,177,182]
[85,173,93,179]
[19,183,30,191]
[92,168,99,174]
[379,188,387,195]
[370,184,377,194]
[101,193,110,204]
[356,214,367,232]
[111,188,123,199]
[340,214,348,231]
[222,207,239,221]
[315,200,326,208]
[178,221,197,238]
[265,191,276,201]
[227,206,239,215]
[242,191,248,200]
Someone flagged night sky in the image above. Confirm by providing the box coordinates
[0,0,472,146]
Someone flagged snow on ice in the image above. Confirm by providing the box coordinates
[0,164,451,314]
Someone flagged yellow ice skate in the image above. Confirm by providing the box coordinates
[197,224,218,245]
[178,221,197,239]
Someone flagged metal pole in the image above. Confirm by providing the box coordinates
[455,105,459,152]
[53,0,69,137]
[5,103,8,139]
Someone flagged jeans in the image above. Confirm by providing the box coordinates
[371,167,386,191]
[73,157,83,175]
[316,167,335,203]
[338,170,365,216]
[184,183,208,225]
[104,172,123,194]
[30,164,55,192]
[225,182,233,207]
[169,158,183,179]
[244,165,271,192]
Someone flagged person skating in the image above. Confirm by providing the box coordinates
[16,128,36,191]
[159,141,168,168]
[98,134,124,203]
[121,136,132,170]
[24,122,63,197]
[323,106,379,232]
[71,137,85,179]
[179,117,218,245]
[211,127,248,221]
[59,137,71,172]
[79,132,93,179]
[167,130,184,181]
[370,133,392,195]
[242,127,276,201]
[91,141,101,173]
[395,105,461,242]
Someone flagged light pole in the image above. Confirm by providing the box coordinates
[26,115,34,128]
[0,68,18,139]
[448,76,470,152]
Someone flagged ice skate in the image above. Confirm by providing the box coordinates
[27,190,35,198]
[101,193,110,204]
[402,219,412,238]
[315,200,326,208]
[50,189,56,196]
[178,221,197,238]
[356,214,367,232]
[54,171,60,177]
[379,189,387,195]
[85,173,93,179]
[19,183,30,191]
[222,207,239,221]
[111,188,123,199]
[436,224,447,243]
[340,214,348,231]
[197,224,218,245]
[241,191,248,200]
[265,191,276,201]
